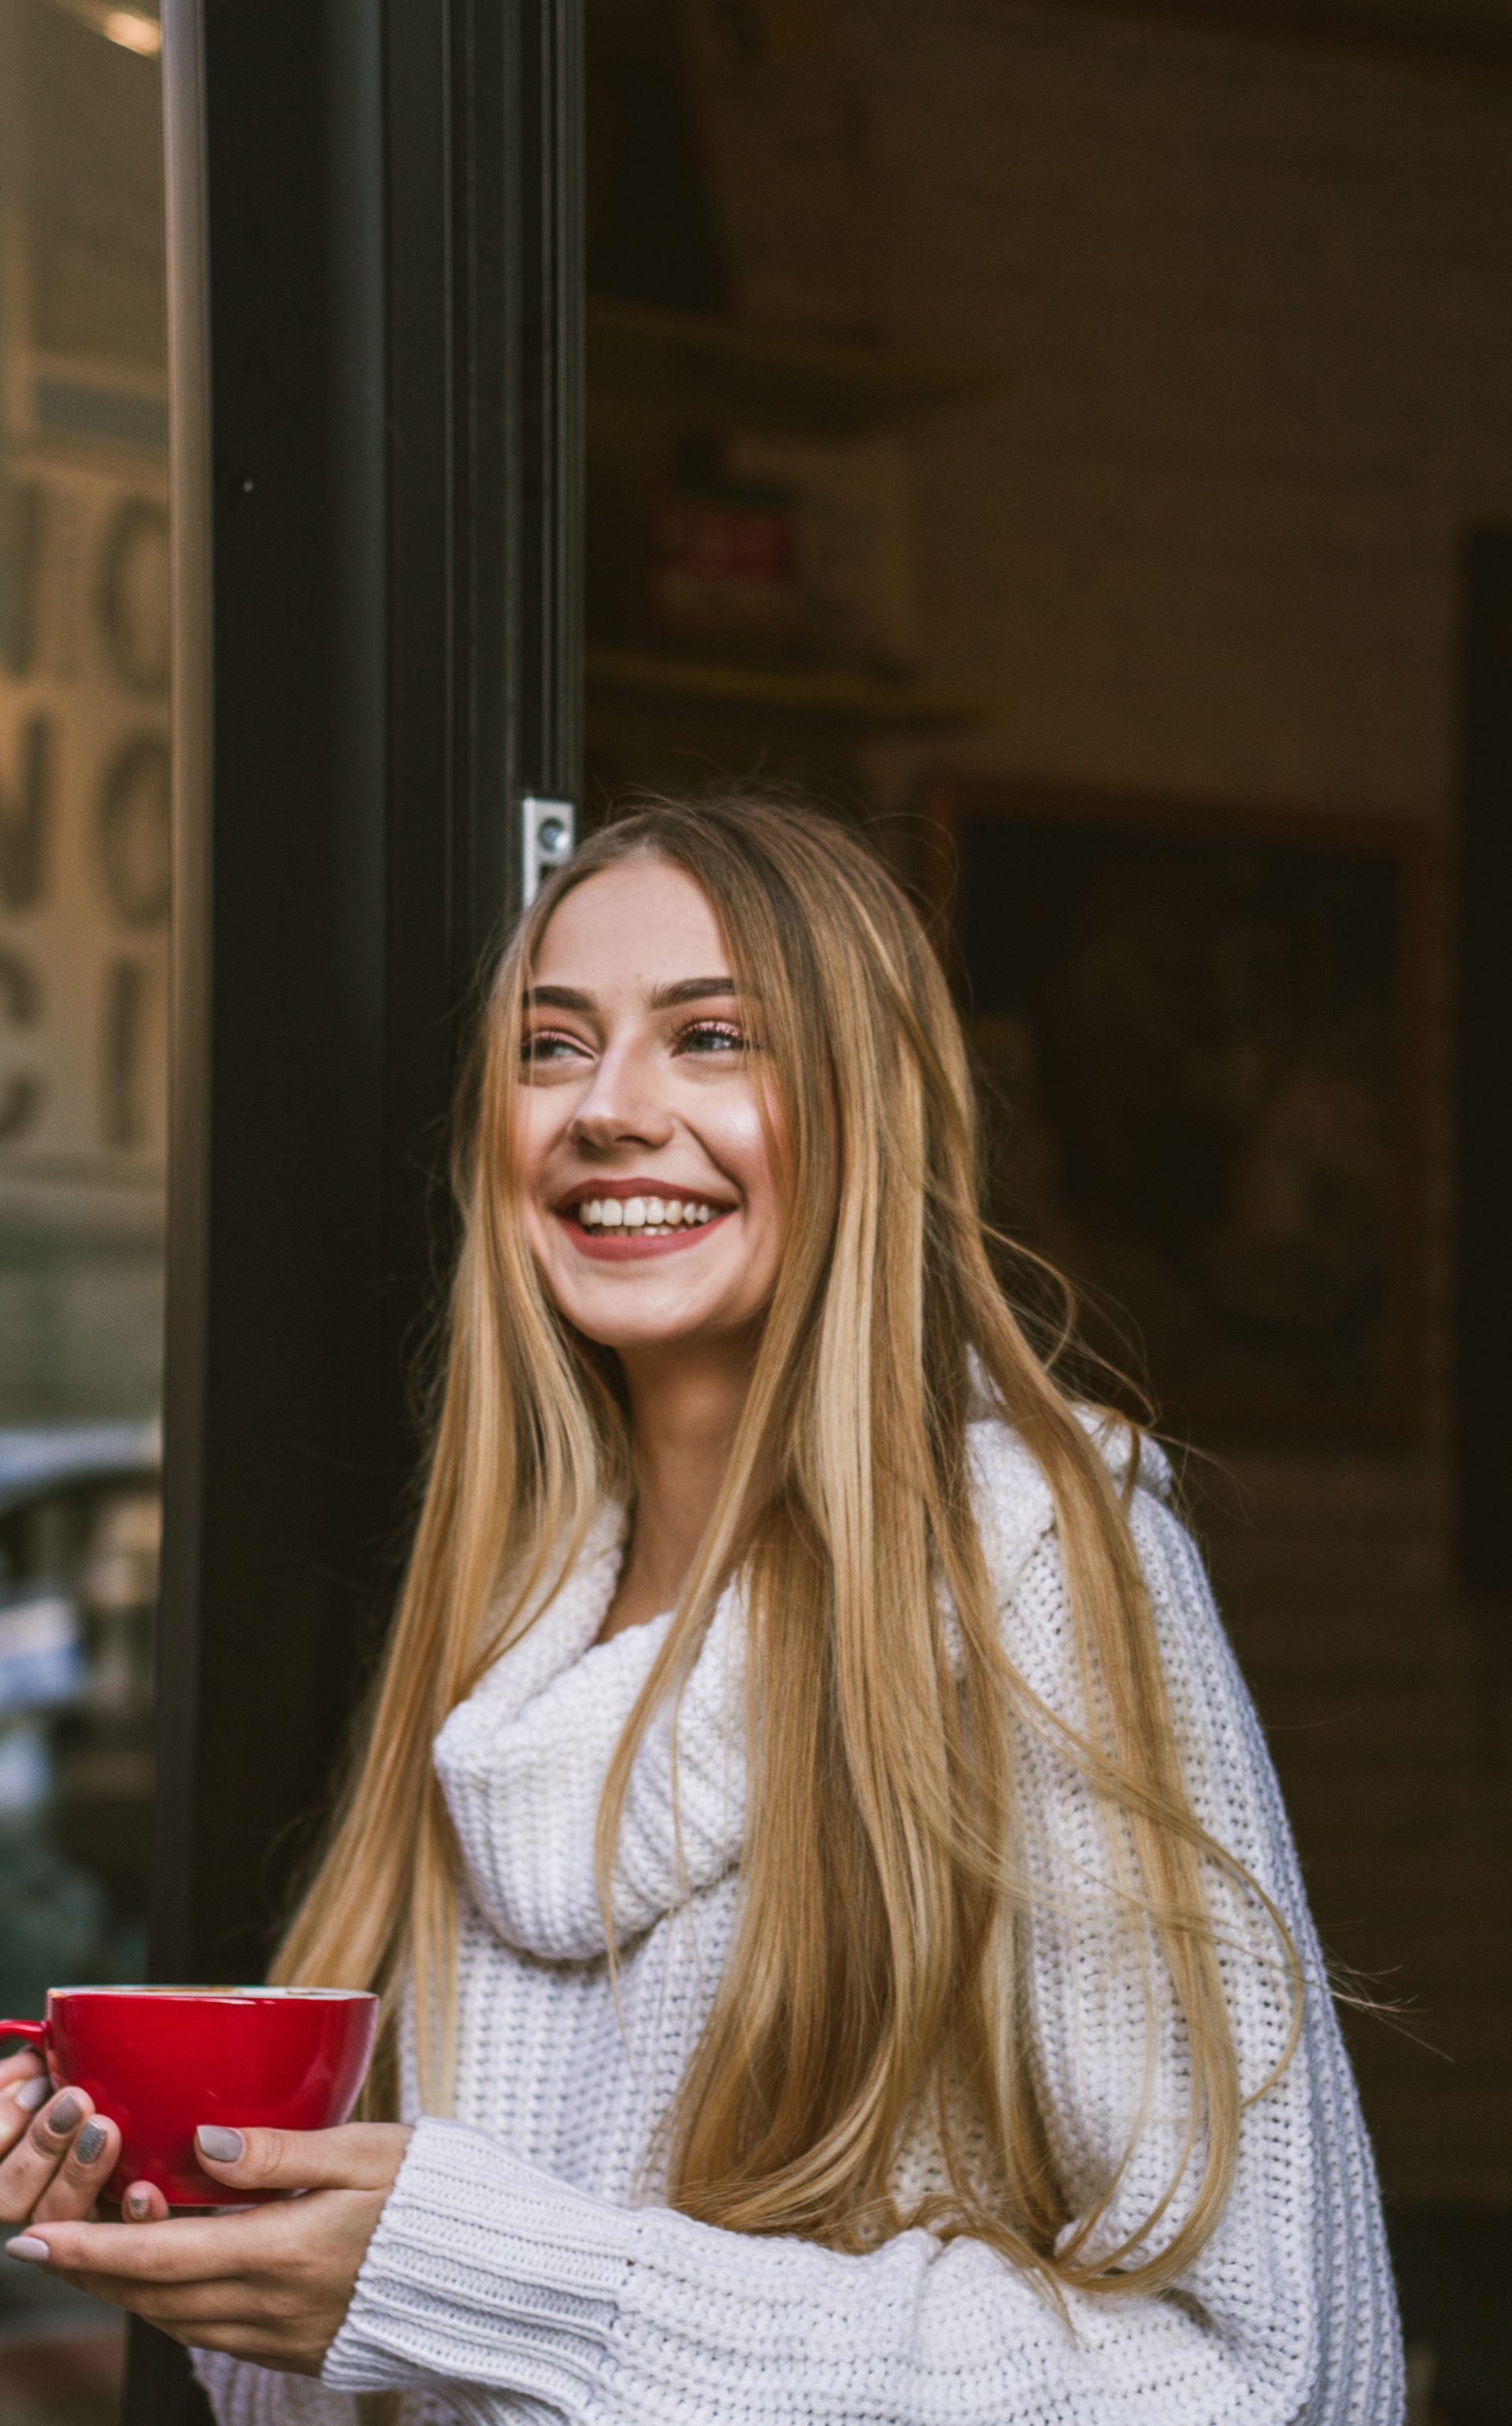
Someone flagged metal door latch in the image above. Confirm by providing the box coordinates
[521,796,576,907]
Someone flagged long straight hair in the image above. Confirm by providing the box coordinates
[274,796,1297,2293]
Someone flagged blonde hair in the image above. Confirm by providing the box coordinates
[274,796,1297,2294]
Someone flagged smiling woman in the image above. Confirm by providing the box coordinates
[521,866,779,1284]
[510,853,788,1638]
[2,799,1402,2426]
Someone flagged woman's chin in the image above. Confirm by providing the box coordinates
[531,1226,773,1356]
[569,1306,732,1355]
[550,1272,755,1356]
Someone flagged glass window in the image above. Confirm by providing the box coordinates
[0,0,166,2411]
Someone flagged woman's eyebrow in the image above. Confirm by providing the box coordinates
[648,977,739,1009]
[522,977,741,1014]
[522,984,595,1011]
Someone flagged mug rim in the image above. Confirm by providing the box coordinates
[47,1984,378,2001]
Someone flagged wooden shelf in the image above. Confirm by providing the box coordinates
[586,647,987,733]
[587,299,997,442]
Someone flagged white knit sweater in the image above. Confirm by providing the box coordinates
[198,1419,1403,2426]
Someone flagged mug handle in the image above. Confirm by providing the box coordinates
[0,2021,47,2051]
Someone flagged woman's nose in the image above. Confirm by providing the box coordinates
[569,1047,674,1152]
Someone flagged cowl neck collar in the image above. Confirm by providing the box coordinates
[433,1505,748,1964]
[430,1415,1171,1969]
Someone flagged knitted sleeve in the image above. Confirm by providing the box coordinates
[317,1493,1403,2426]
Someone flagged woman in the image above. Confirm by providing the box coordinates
[1,799,1401,2422]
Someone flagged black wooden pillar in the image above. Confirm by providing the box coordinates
[128,3,581,2417]
[1455,530,1512,1617]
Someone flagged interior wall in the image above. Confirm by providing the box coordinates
[859,0,1512,818]
[844,0,1511,2231]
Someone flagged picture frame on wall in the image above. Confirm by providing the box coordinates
[922,779,1435,1438]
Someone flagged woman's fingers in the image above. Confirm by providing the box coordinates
[0,2064,50,2158]
[0,2088,94,2225]
[46,2261,334,2379]
[15,2185,383,2380]
[31,2113,120,2223]
[12,2210,262,2283]
[119,2179,170,2223]
[190,2120,410,2196]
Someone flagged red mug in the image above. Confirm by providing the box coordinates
[0,1986,379,2206]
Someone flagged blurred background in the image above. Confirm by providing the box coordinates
[0,0,165,2410]
[2,0,1510,2418]
[580,9,1510,2420]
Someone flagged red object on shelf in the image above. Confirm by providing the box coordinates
[0,1986,377,2207]
[650,476,800,658]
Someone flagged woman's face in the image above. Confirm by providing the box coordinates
[513,858,786,1359]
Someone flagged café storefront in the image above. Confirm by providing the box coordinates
[3,2,1512,2420]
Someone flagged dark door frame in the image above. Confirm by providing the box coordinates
[1456,536,1512,1612]
[131,5,581,2417]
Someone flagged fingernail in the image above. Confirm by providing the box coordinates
[46,2094,80,2135]
[124,2185,152,2219]
[195,2125,243,2163]
[6,2235,50,2265]
[12,2077,48,2113]
[76,2120,106,2164]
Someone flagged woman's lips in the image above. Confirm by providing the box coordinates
[557,1208,735,1262]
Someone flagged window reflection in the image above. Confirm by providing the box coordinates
[0,0,165,2411]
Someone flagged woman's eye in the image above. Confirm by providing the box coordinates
[520,1029,585,1065]
[675,1019,747,1055]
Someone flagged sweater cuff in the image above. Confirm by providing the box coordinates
[322,2116,638,2418]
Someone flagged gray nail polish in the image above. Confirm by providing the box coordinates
[12,2076,48,2113]
[195,2124,244,2163]
[76,2120,106,2164]
[46,2094,80,2136]
[124,2185,152,2218]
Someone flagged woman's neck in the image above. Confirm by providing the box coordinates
[598,1337,754,1641]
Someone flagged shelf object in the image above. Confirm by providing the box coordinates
[584,301,999,777]
[585,646,988,734]
[587,299,997,446]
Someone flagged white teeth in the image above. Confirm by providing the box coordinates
[576,1196,726,1230]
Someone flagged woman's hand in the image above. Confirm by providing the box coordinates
[0,2050,121,2225]
[4,2121,411,2376]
